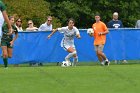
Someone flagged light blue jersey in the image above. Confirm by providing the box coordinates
[58,26,80,50]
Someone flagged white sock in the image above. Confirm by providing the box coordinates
[105,58,108,61]
[65,51,77,61]
[73,57,78,66]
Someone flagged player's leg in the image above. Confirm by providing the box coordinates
[67,47,78,66]
[65,47,76,60]
[73,53,78,66]
[1,46,8,68]
[7,47,12,58]
[65,45,78,66]
[97,51,107,60]
[97,44,109,66]
[64,44,76,61]
[95,45,104,65]
[96,51,103,61]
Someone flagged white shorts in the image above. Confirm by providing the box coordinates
[61,38,76,51]
[61,43,75,51]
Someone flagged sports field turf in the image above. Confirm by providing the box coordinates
[0,63,140,93]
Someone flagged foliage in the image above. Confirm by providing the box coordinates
[94,0,140,27]
[3,0,61,30]
[48,0,140,28]
[48,0,95,28]
[3,0,140,28]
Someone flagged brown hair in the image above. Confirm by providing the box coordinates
[9,16,14,20]
[67,18,75,24]
[16,18,22,27]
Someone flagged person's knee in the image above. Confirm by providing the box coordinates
[3,53,8,58]
[96,50,102,55]
[96,51,99,55]
[65,51,77,60]
[72,51,77,57]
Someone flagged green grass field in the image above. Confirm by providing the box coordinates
[0,62,140,93]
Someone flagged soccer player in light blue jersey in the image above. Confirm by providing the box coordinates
[48,18,81,66]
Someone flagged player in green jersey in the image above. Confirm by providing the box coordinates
[1,16,18,68]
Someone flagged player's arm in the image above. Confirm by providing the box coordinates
[76,34,81,39]
[99,30,109,35]
[11,32,18,42]
[2,11,12,34]
[75,28,81,39]
[98,24,109,35]
[89,33,93,37]
[47,29,58,39]
[10,30,18,46]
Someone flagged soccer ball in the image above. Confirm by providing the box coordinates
[61,61,71,67]
[87,28,94,35]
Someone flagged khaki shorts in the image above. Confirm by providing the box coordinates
[94,44,104,51]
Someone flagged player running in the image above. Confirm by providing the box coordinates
[91,14,110,66]
[1,16,18,68]
[48,18,81,66]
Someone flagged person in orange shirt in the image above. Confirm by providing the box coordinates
[91,14,110,66]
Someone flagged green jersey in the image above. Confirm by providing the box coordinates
[2,23,18,42]
[0,1,6,12]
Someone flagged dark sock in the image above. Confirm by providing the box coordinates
[3,58,8,68]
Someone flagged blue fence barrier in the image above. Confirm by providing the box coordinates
[0,28,140,64]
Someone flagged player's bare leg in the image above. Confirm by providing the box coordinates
[97,50,109,66]
[96,51,104,65]
[7,48,12,58]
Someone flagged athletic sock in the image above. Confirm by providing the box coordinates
[105,58,108,62]
[73,57,78,66]
[3,58,8,68]
[65,51,77,61]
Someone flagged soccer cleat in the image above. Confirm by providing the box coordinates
[38,63,43,66]
[105,60,110,66]
[122,60,128,63]
[100,62,104,66]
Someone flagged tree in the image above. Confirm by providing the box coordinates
[3,0,61,29]
[92,0,140,27]
[48,0,95,28]
[5,0,140,28]
[48,0,140,28]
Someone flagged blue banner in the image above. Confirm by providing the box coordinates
[0,29,140,64]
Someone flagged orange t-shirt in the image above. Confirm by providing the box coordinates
[92,21,108,45]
